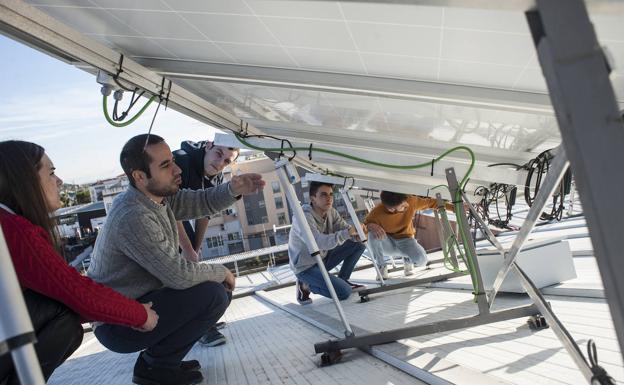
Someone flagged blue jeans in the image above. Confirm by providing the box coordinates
[296,240,365,300]
[368,233,428,267]
[95,281,231,368]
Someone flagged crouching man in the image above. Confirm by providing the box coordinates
[365,191,453,279]
[288,181,365,305]
[88,134,264,385]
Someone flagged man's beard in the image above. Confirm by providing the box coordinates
[145,179,179,197]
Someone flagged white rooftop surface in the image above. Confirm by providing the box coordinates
[47,217,624,385]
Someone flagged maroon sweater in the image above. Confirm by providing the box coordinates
[0,209,146,327]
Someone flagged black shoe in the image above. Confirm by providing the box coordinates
[133,353,203,385]
[296,280,312,305]
[199,328,227,347]
[343,279,366,290]
[180,359,200,371]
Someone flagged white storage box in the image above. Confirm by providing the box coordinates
[475,238,577,293]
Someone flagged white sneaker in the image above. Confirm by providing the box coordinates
[404,261,414,276]
[376,265,389,281]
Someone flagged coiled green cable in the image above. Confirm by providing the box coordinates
[103,94,156,127]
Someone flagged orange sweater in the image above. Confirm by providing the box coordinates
[365,196,449,239]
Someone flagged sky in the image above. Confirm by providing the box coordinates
[0,35,218,184]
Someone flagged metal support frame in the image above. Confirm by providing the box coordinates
[337,188,386,286]
[0,226,45,385]
[458,154,596,381]
[528,3,624,360]
[314,167,542,355]
[445,168,490,315]
[274,159,354,337]
[314,303,539,353]
[434,194,460,270]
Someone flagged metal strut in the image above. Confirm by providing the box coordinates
[274,159,354,337]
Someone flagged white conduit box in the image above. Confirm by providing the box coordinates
[476,238,577,293]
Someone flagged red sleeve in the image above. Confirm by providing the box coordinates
[0,213,147,327]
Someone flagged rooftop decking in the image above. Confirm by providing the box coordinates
[48,216,623,385]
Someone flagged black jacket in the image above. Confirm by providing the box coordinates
[173,140,223,191]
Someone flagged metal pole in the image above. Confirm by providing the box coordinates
[339,188,385,286]
[445,168,489,315]
[488,148,569,307]
[0,226,45,385]
[275,160,354,337]
[434,194,460,270]
[513,263,593,381]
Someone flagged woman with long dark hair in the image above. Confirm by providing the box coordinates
[0,140,159,384]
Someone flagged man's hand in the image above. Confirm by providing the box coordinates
[229,173,265,196]
[181,248,199,262]
[367,223,386,240]
[223,269,236,292]
[136,302,159,332]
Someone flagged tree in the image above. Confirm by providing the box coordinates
[75,189,91,204]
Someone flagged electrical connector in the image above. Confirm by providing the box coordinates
[96,70,119,97]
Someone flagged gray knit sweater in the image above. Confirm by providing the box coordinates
[87,184,237,299]
[288,204,351,274]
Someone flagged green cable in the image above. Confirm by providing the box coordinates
[236,133,482,294]
[234,134,475,190]
[103,94,156,127]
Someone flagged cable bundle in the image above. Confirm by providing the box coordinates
[523,149,572,221]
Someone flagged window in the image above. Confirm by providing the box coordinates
[227,232,241,241]
[261,216,269,224]
[259,200,265,208]
[274,196,284,209]
[206,235,224,248]
[277,212,287,225]
[272,181,281,194]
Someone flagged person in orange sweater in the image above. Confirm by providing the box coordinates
[365,191,453,279]
[0,140,158,385]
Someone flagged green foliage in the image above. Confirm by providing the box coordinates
[75,189,91,204]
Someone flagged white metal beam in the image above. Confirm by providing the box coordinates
[137,59,554,115]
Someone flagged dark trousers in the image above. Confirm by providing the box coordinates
[95,281,231,368]
[0,291,84,385]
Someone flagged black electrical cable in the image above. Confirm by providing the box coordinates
[473,183,516,230]
[523,149,572,221]
[587,340,616,385]
[112,89,146,122]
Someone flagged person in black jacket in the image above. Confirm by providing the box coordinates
[173,140,239,347]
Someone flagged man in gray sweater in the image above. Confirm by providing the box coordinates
[88,134,264,385]
[288,181,365,305]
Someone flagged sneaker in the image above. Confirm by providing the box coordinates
[215,321,226,330]
[296,280,313,305]
[404,261,414,276]
[375,265,389,281]
[343,279,366,290]
[180,360,200,371]
[133,353,203,385]
[199,329,226,347]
